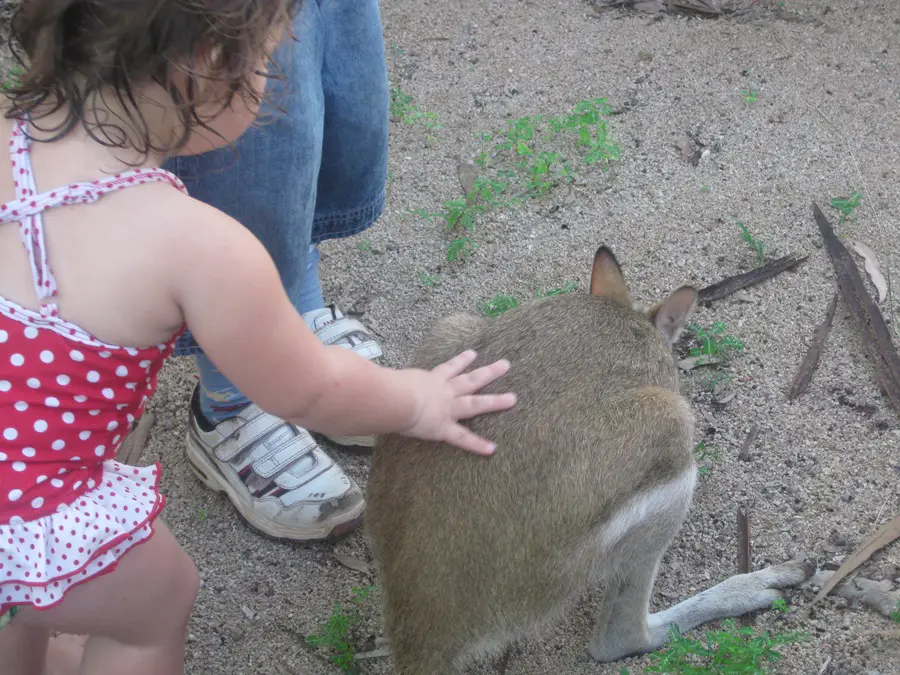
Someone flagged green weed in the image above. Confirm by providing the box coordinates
[688,322,744,361]
[483,294,520,317]
[645,620,806,674]
[306,585,377,671]
[831,191,862,224]
[447,236,478,262]
[693,441,722,476]
[480,282,577,318]
[416,98,620,262]
[891,601,900,624]
[736,222,765,265]
[389,85,442,130]
[742,89,760,104]
[770,598,789,614]
[537,280,578,297]
[418,270,439,287]
[357,239,373,253]
[700,185,711,193]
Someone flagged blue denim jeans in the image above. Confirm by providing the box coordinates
[166,0,388,357]
[164,0,388,418]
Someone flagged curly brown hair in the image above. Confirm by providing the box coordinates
[3,0,301,157]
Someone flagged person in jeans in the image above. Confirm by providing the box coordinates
[164,0,390,543]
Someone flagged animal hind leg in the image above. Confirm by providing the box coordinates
[644,553,816,652]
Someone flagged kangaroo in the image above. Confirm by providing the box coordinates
[366,246,814,674]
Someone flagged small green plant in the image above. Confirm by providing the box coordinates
[890,600,900,624]
[700,185,711,193]
[645,619,806,674]
[447,236,478,262]
[688,322,744,361]
[693,441,722,476]
[418,270,439,287]
[742,89,760,104]
[306,585,377,671]
[357,239,372,252]
[736,222,765,265]
[537,280,577,297]
[771,598,789,614]
[831,191,862,223]
[389,85,442,130]
[483,294,520,317]
[198,507,208,521]
[416,97,620,262]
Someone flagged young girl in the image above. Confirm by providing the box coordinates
[0,1,517,673]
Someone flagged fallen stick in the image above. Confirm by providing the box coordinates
[787,293,839,400]
[115,412,155,465]
[736,506,754,626]
[814,203,900,415]
[698,254,808,303]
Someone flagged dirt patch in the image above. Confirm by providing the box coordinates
[141,0,900,672]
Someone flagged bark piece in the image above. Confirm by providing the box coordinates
[698,254,808,303]
[788,293,839,400]
[814,203,900,415]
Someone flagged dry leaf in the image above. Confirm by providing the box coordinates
[849,240,888,304]
[677,354,724,371]
[713,379,736,404]
[331,553,371,575]
[354,647,391,661]
[811,513,900,605]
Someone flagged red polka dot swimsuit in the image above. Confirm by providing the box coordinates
[0,118,187,615]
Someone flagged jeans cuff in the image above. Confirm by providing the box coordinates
[311,190,385,244]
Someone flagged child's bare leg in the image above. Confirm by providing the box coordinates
[8,519,199,675]
[0,621,49,675]
[46,634,88,675]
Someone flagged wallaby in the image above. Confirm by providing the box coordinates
[366,246,814,674]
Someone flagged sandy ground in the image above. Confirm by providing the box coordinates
[100,0,900,673]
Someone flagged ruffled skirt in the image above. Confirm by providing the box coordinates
[0,460,164,614]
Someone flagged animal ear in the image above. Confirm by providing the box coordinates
[648,286,698,346]
[589,246,632,307]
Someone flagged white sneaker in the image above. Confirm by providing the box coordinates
[302,305,383,451]
[185,387,365,542]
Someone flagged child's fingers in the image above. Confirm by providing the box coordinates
[444,423,497,456]
[432,350,478,380]
[450,358,511,395]
[454,393,517,420]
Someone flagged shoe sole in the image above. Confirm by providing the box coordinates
[319,433,377,454]
[185,432,365,544]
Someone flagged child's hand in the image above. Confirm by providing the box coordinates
[402,350,517,456]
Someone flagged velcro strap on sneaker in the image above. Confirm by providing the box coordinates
[315,317,383,360]
[212,408,283,462]
[273,445,336,491]
[252,432,319,480]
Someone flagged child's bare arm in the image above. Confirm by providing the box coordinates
[169,208,516,455]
